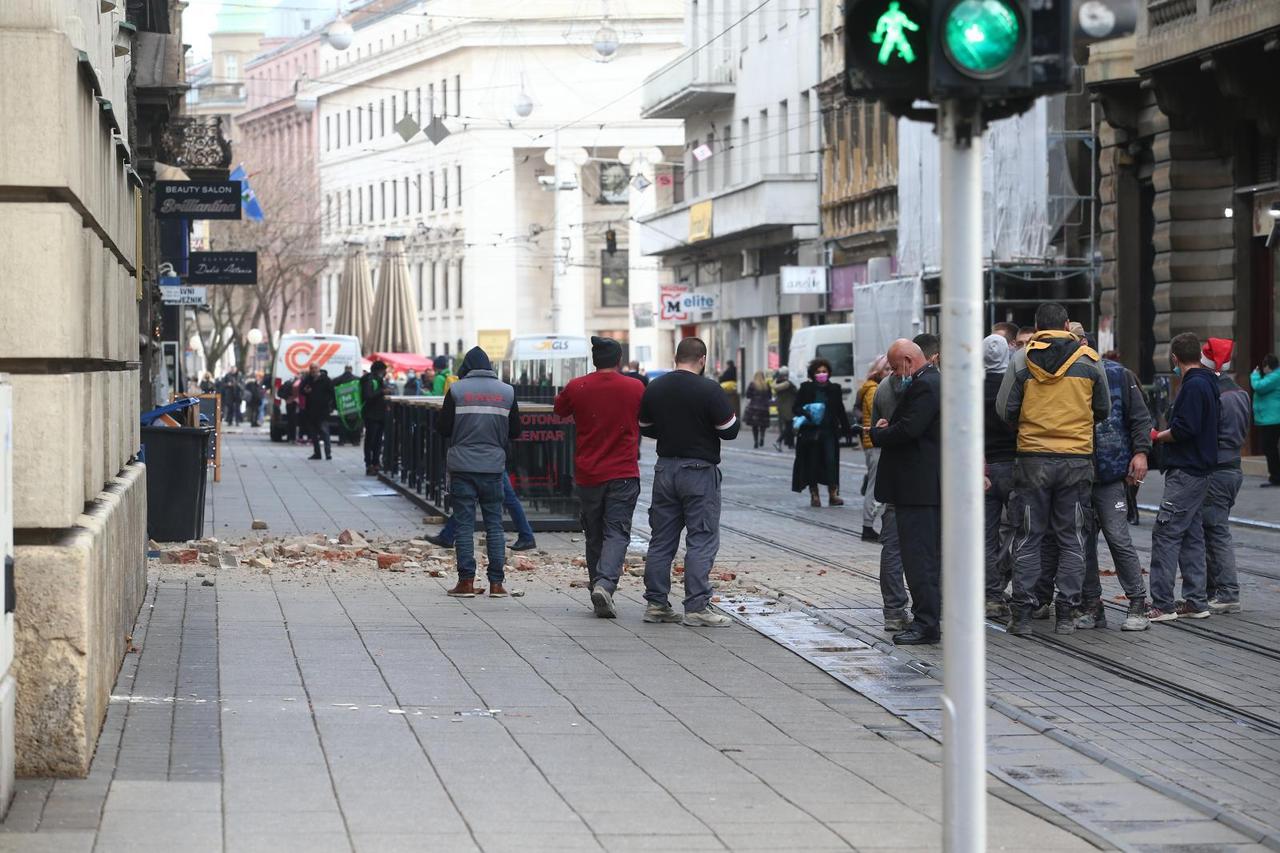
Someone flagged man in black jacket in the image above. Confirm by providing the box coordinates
[871,339,942,645]
[360,361,388,475]
[982,334,1017,619]
[300,364,335,460]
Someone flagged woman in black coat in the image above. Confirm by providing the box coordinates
[791,357,853,507]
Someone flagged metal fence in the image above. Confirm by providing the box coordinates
[380,397,580,531]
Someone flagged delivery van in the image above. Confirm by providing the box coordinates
[270,333,363,442]
[787,323,857,423]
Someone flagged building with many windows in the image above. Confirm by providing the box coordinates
[635,0,823,376]
[309,0,684,364]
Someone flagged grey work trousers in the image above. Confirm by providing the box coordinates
[984,460,1016,603]
[577,478,641,594]
[1009,456,1093,609]
[1149,468,1210,612]
[1082,479,1148,603]
[644,457,721,613]
[879,504,909,619]
[862,448,883,528]
[1204,465,1243,603]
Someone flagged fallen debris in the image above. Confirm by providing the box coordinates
[251,520,269,530]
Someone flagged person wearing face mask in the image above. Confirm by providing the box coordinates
[871,339,943,645]
[1146,332,1221,621]
[791,358,854,507]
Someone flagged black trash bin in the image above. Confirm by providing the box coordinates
[140,425,212,542]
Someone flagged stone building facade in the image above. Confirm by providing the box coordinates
[1088,1,1280,381]
[0,1,151,779]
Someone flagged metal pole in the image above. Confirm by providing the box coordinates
[551,127,563,335]
[938,98,986,853]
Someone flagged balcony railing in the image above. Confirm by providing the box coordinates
[157,116,232,171]
[640,49,736,120]
[1148,0,1197,28]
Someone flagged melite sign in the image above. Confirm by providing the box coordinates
[187,252,258,284]
[154,181,242,220]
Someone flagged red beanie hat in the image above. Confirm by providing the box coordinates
[1200,337,1234,372]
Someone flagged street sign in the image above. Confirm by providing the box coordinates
[187,251,258,285]
[154,181,242,220]
[159,285,208,306]
[780,266,828,296]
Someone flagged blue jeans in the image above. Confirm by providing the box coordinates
[438,476,534,544]
[449,472,507,583]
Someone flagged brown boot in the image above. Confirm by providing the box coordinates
[446,578,477,598]
[809,486,821,508]
[489,582,509,598]
[828,486,844,507]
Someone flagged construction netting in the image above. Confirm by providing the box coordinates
[853,276,922,376]
[896,96,1079,276]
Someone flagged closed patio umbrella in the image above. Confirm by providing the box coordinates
[333,242,375,350]
[367,235,423,355]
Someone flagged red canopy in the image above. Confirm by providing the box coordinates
[369,352,432,374]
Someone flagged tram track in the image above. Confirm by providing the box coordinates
[718,494,1280,660]
[633,496,1280,738]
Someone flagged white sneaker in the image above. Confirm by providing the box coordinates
[682,609,732,628]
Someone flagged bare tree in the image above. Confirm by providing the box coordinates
[210,164,324,376]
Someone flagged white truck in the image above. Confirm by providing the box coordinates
[787,323,857,423]
[269,333,364,442]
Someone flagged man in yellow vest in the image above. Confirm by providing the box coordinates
[997,303,1110,637]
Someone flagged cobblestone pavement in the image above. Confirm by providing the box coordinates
[675,437,1280,848]
[0,432,1102,853]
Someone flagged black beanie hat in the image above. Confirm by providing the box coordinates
[591,336,623,369]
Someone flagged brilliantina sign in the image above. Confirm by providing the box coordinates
[187,251,258,284]
[154,181,243,220]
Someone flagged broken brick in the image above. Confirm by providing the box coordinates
[162,549,199,564]
[377,553,406,570]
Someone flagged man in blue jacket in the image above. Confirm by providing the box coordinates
[1148,333,1221,622]
[1200,338,1250,614]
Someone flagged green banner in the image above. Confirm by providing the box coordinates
[335,379,363,430]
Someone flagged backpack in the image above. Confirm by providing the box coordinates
[1093,359,1132,484]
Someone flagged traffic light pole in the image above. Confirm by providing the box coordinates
[937,98,986,853]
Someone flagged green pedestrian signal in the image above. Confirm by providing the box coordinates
[871,1,921,66]
[942,0,1021,77]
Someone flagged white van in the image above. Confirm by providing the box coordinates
[270,333,363,442]
[787,323,857,421]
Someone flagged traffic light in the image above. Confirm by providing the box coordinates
[843,0,932,105]
[1028,0,1074,94]
[605,228,617,255]
[929,0,1031,100]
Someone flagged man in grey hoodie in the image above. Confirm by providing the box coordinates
[436,346,523,599]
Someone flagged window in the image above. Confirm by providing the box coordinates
[454,74,461,116]
[441,169,449,209]
[357,106,363,142]
[345,110,351,145]
[224,54,239,81]
[601,249,629,307]
[759,109,769,175]
[430,261,438,310]
[325,195,332,231]
[356,187,363,224]
[404,177,411,216]
[815,343,854,377]
[456,261,463,309]
[415,87,421,120]
[429,172,436,210]
[367,103,373,138]
[455,165,462,207]
[722,124,733,186]
[415,263,424,307]
[444,342,450,357]
[597,162,629,204]
[391,96,397,124]
[391,180,398,218]
[368,183,374,220]
[672,164,686,205]
[380,182,387,220]
[416,172,422,213]
[740,116,750,180]
[325,115,331,151]
[380,99,385,136]
[799,91,811,172]
[346,189,352,225]
[778,99,789,172]
[428,83,435,117]
[441,78,448,117]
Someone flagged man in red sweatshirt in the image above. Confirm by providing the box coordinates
[554,336,646,618]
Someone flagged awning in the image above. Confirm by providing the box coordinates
[333,242,375,352]
[369,352,433,374]
[367,235,423,355]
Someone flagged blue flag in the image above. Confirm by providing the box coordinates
[230,163,265,222]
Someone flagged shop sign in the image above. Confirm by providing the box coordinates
[477,329,511,359]
[159,285,207,306]
[187,252,258,284]
[689,200,713,242]
[660,286,717,322]
[780,266,827,295]
[154,181,242,220]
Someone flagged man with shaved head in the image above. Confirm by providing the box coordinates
[870,338,943,645]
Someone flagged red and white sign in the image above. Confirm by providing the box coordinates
[660,285,691,322]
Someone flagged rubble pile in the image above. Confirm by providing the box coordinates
[147,530,766,599]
